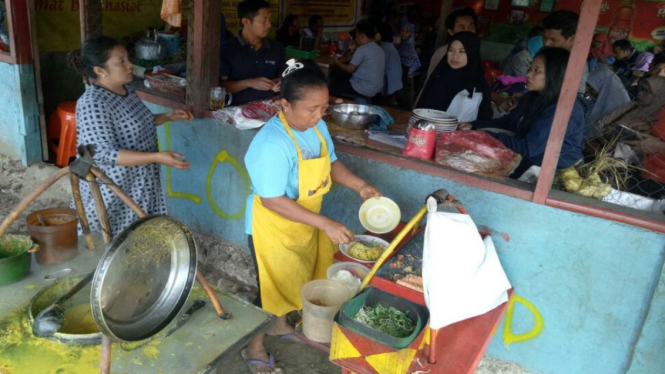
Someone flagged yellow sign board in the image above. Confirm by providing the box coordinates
[222,0,280,36]
[35,0,165,53]
[283,0,357,27]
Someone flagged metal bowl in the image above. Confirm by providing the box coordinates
[330,104,374,129]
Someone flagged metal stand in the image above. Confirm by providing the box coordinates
[0,162,232,374]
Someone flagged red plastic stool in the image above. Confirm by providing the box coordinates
[47,101,78,168]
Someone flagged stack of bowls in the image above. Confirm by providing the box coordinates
[407,109,458,134]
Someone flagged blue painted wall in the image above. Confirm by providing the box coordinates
[146,102,665,374]
[0,62,42,165]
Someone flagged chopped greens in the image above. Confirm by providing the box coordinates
[353,303,415,338]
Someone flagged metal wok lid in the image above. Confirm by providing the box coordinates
[90,216,197,342]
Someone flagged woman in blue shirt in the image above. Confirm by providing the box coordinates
[460,48,585,177]
[242,59,381,374]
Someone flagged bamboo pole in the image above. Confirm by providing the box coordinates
[90,167,145,218]
[71,174,95,250]
[0,167,70,238]
[86,173,112,243]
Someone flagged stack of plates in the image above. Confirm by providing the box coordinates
[408,108,459,133]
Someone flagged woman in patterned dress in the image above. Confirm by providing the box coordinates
[72,36,193,237]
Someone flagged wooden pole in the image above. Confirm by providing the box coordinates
[70,174,95,250]
[0,167,70,238]
[90,167,146,218]
[532,0,602,204]
[196,271,231,319]
[86,173,112,243]
[100,335,112,374]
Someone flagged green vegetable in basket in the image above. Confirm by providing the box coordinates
[353,303,415,338]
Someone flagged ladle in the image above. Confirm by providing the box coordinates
[32,272,94,337]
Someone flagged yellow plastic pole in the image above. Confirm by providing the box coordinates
[359,205,428,291]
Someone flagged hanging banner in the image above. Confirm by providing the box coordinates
[283,0,358,27]
[450,0,665,50]
[35,0,165,53]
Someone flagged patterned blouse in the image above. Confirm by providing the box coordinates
[73,85,166,237]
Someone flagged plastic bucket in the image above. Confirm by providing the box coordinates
[327,262,370,295]
[26,208,78,264]
[300,280,353,343]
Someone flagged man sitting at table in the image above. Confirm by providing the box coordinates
[220,0,286,105]
[302,14,328,49]
[425,7,477,78]
[542,10,587,94]
[329,21,385,100]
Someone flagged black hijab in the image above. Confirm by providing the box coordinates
[417,32,490,118]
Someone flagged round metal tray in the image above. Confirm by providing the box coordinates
[90,216,198,342]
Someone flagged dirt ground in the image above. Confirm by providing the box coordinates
[0,154,533,374]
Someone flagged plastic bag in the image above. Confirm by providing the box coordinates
[446,89,483,122]
[402,127,436,161]
[213,101,281,130]
[422,197,510,329]
[435,131,515,173]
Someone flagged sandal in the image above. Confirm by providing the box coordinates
[241,348,282,374]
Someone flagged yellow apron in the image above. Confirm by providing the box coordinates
[251,112,334,316]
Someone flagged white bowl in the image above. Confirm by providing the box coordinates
[339,235,390,264]
[359,197,401,234]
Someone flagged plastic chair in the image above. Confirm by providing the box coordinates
[47,101,78,168]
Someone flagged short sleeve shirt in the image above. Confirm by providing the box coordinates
[244,116,337,234]
[349,42,386,97]
[220,33,286,105]
[380,42,403,95]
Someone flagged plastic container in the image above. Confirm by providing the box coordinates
[338,287,429,349]
[26,208,78,264]
[359,197,401,234]
[327,262,370,295]
[0,235,35,285]
[285,46,320,59]
[300,280,353,343]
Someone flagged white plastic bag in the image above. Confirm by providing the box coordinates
[446,89,483,122]
[213,107,266,130]
[422,197,511,329]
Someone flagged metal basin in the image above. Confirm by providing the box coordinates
[91,216,197,342]
[28,274,102,345]
[330,104,374,130]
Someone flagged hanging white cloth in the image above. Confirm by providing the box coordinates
[422,197,511,329]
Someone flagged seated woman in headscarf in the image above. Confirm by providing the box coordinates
[503,36,544,78]
[623,98,665,199]
[415,32,492,121]
[587,33,615,70]
[584,65,631,140]
[596,76,665,142]
[459,48,585,177]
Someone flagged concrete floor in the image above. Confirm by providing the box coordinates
[0,153,534,374]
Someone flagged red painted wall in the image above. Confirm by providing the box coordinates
[431,0,665,49]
